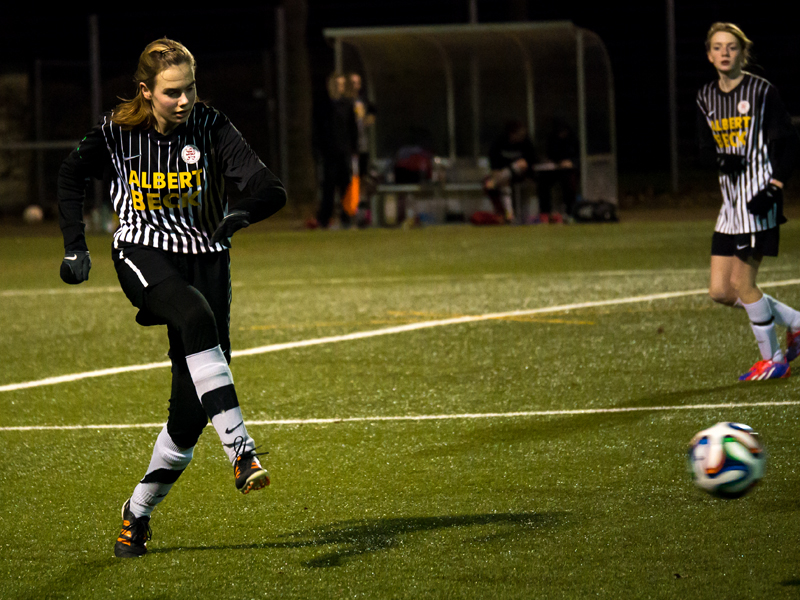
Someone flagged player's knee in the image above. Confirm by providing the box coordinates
[167,419,207,449]
[182,298,216,331]
[708,286,735,306]
[177,295,219,353]
[730,278,758,303]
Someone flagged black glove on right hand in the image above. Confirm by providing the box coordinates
[747,183,783,218]
[717,154,746,176]
[60,250,91,284]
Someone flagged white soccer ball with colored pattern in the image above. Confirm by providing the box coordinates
[687,422,765,499]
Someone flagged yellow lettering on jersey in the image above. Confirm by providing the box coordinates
[146,193,162,210]
[721,133,730,148]
[152,172,166,189]
[713,133,723,148]
[162,193,180,209]
[743,116,751,128]
[186,190,201,207]
[132,190,145,211]
[192,168,204,186]
[168,172,179,189]
[179,172,192,188]
[722,118,729,131]
[733,117,742,129]
[141,172,152,189]
[128,170,140,187]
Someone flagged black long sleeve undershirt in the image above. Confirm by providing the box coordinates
[769,134,800,184]
[232,168,287,223]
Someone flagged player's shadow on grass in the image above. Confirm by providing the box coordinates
[153,511,563,567]
[630,383,744,408]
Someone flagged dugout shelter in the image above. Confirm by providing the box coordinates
[324,21,617,210]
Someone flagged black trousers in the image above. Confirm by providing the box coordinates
[537,168,578,215]
[113,243,232,447]
[317,154,352,227]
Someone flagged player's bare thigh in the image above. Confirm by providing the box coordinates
[709,254,762,305]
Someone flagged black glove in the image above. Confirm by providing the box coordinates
[717,154,746,176]
[211,210,251,247]
[60,250,91,284]
[747,183,783,218]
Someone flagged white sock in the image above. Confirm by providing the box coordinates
[501,193,514,220]
[185,346,256,464]
[742,296,783,362]
[130,425,193,518]
[764,294,800,331]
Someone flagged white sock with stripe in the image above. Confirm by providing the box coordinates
[742,296,784,362]
[129,425,193,518]
[185,346,256,464]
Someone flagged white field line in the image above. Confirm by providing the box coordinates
[3,278,800,395]
[2,267,797,297]
[1,401,798,432]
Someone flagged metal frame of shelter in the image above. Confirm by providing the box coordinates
[324,21,618,205]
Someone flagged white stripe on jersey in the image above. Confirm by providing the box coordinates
[697,74,779,235]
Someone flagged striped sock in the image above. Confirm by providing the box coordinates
[129,425,193,518]
[185,345,256,464]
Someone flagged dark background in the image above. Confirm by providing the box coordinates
[1,1,797,201]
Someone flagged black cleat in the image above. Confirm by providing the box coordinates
[233,436,270,494]
[114,499,152,558]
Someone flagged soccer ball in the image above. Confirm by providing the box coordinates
[687,422,765,499]
[23,204,44,224]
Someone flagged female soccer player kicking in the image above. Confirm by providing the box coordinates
[697,23,800,380]
[57,38,286,556]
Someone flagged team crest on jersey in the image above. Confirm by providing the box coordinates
[737,100,751,115]
[181,145,201,165]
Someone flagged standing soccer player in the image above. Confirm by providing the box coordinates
[57,38,286,557]
[697,23,800,380]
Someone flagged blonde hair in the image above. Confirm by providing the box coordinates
[705,22,753,67]
[112,38,197,130]
[327,72,347,100]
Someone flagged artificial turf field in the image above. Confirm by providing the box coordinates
[1,217,799,599]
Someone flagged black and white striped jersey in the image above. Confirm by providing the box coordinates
[696,73,795,234]
[59,104,267,254]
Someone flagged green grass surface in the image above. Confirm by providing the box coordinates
[1,220,799,599]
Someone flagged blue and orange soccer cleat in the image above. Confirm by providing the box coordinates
[786,330,800,362]
[738,359,791,381]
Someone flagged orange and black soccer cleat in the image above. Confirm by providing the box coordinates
[114,499,152,558]
[233,436,270,494]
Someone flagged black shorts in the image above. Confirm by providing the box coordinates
[112,242,232,349]
[711,229,779,259]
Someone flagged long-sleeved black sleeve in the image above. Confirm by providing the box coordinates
[57,124,110,251]
[214,119,287,223]
[764,86,800,184]
[769,133,800,184]
[232,168,287,223]
[696,104,719,169]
